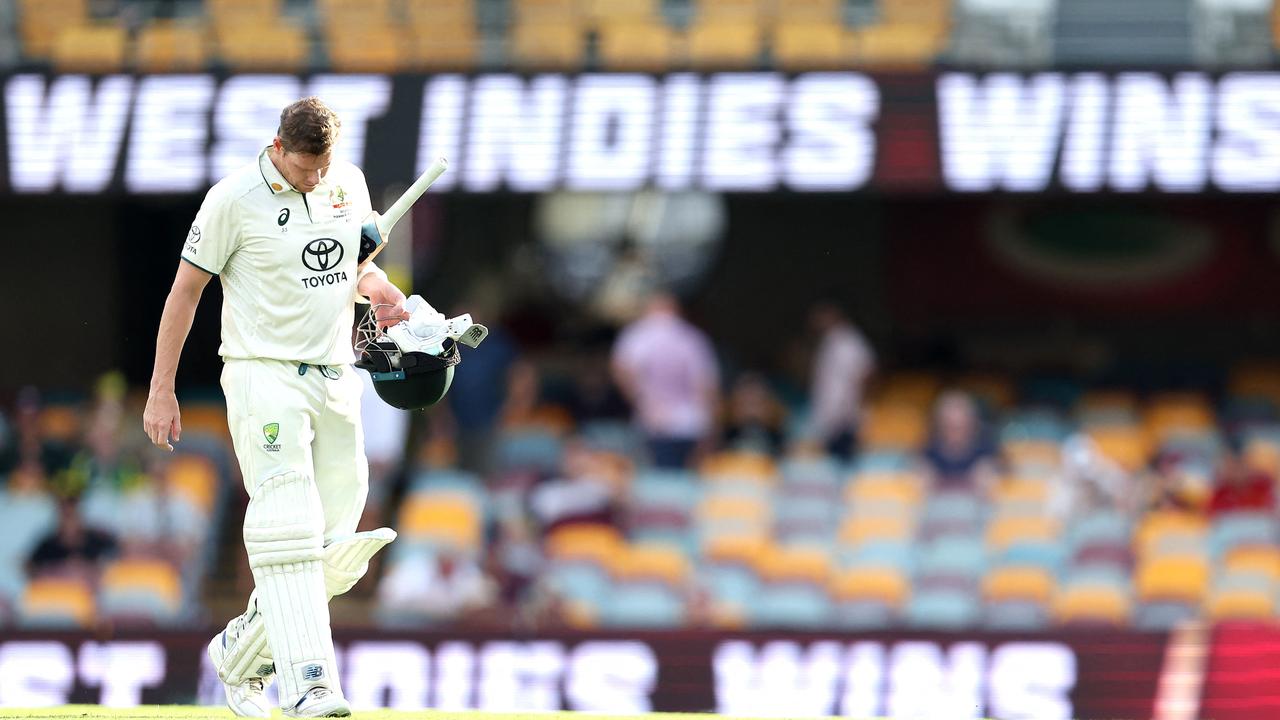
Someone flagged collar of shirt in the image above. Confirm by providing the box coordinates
[258,146,294,195]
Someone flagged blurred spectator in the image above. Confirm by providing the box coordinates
[1051,434,1132,519]
[808,303,875,460]
[1140,449,1200,513]
[378,546,494,623]
[484,517,543,614]
[360,370,410,513]
[611,292,720,468]
[721,372,786,456]
[0,387,74,477]
[0,462,58,600]
[923,391,998,493]
[443,323,520,474]
[28,497,118,582]
[566,356,630,424]
[528,441,621,536]
[1209,449,1276,516]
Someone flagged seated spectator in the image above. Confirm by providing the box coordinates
[1139,449,1200,513]
[566,356,630,424]
[923,391,998,493]
[528,441,621,537]
[721,372,786,456]
[28,497,118,583]
[1209,450,1276,516]
[379,546,494,624]
[0,387,74,478]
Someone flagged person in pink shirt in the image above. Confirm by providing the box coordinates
[611,293,721,469]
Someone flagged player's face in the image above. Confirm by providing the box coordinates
[278,148,332,193]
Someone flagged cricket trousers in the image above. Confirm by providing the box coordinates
[221,358,369,542]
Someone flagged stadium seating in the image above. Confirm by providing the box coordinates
[135,21,209,73]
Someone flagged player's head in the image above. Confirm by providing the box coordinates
[273,97,341,193]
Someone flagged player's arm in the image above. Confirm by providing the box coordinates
[356,263,410,329]
[144,261,212,451]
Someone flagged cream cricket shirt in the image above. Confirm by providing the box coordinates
[181,148,375,366]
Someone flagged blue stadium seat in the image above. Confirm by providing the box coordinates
[905,589,981,629]
[495,430,564,473]
[984,599,1050,630]
[840,540,915,574]
[1067,510,1130,552]
[750,584,833,629]
[835,599,895,629]
[997,540,1066,573]
[1210,512,1278,558]
[548,562,612,607]
[1134,601,1199,630]
[916,536,987,580]
[0,491,57,601]
[600,584,686,628]
[580,420,645,458]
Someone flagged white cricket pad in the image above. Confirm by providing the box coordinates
[243,471,340,707]
[216,528,397,685]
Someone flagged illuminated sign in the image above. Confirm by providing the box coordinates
[2,71,1278,195]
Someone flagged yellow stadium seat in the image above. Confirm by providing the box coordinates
[852,22,947,66]
[597,20,679,70]
[771,21,850,69]
[993,479,1049,505]
[1087,425,1151,473]
[1145,394,1215,444]
[1054,585,1130,625]
[1077,390,1139,416]
[875,372,942,410]
[1226,546,1280,580]
[860,403,929,451]
[405,0,476,26]
[955,374,1016,412]
[182,404,229,437]
[1136,511,1208,558]
[985,515,1059,551]
[399,495,482,551]
[1136,556,1210,603]
[1001,440,1061,469]
[1230,363,1280,405]
[510,22,585,68]
[209,0,283,42]
[984,566,1055,604]
[880,0,951,25]
[696,0,763,21]
[36,405,80,443]
[832,567,909,606]
[51,24,127,73]
[1206,589,1274,622]
[102,559,182,607]
[329,26,405,72]
[701,451,777,481]
[219,23,310,72]
[838,514,913,544]
[319,0,394,24]
[774,0,842,22]
[166,455,217,512]
[21,577,95,628]
[847,474,924,506]
[615,544,691,584]
[703,534,770,565]
[513,0,580,24]
[1244,438,1280,478]
[584,0,661,26]
[136,21,209,72]
[698,495,770,526]
[545,523,625,562]
[758,546,833,584]
[17,0,88,58]
[686,20,763,68]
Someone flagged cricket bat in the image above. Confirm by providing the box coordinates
[358,157,448,265]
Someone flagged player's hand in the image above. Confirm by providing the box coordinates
[143,388,182,452]
[365,278,409,329]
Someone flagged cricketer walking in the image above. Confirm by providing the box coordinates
[143,97,409,718]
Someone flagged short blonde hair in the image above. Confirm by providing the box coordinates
[277,97,340,156]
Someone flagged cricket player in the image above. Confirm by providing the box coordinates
[143,97,407,718]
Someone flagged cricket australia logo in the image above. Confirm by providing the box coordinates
[261,422,281,452]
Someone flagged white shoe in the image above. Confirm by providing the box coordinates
[284,686,352,718]
[207,631,272,718]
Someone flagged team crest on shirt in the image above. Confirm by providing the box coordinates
[262,422,281,452]
[329,186,352,219]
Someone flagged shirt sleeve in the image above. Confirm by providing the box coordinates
[180,184,239,275]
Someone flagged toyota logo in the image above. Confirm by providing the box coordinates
[302,238,344,272]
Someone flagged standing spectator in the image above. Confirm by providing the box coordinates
[808,303,875,461]
[923,391,998,493]
[611,292,720,468]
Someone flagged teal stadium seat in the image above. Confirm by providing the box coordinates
[751,584,834,629]
[984,599,1050,629]
[600,583,686,628]
[495,430,564,473]
[0,490,57,602]
[905,589,981,629]
[1211,512,1278,558]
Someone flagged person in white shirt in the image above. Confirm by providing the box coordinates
[143,98,408,719]
[611,292,720,468]
[808,303,875,461]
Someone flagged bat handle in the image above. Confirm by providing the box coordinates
[380,157,448,236]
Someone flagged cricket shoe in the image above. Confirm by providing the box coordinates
[207,631,272,718]
[284,686,352,718]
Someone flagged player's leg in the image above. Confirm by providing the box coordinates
[311,366,371,543]
[214,359,349,717]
